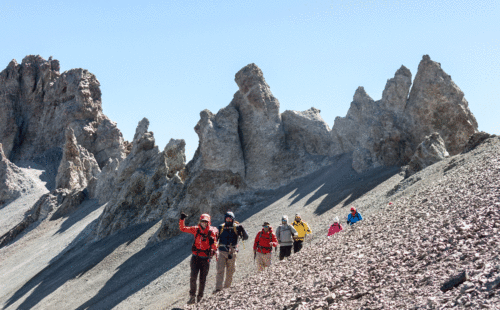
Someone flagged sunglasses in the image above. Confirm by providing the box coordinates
[200,220,208,223]
[263,225,269,228]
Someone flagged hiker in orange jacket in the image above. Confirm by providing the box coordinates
[179,212,218,304]
[253,221,278,272]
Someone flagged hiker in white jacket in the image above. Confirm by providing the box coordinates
[276,215,298,260]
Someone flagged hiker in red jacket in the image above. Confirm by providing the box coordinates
[327,216,343,237]
[179,212,218,304]
[253,221,278,272]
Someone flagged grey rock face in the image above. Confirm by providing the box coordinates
[0,143,23,203]
[331,56,477,173]
[55,128,101,198]
[381,65,412,114]
[282,107,334,156]
[231,64,285,187]
[194,107,245,177]
[406,132,449,177]
[94,118,186,239]
[331,86,412,173]
[462,131,494,153]
[0,55,126,172]
[406,55,478,155]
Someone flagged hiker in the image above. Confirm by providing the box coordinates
[327,216,343,237]
[179,212,218,304]
[215,211,249,292]
[347,207,363,225]
[253,221,278,272]
[276,215,298,260]
[292,213,312,253]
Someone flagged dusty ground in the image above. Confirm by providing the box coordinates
[0,138,498,310]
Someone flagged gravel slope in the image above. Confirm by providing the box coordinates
[192,137,500,309]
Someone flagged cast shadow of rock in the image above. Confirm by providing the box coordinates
[73,235,194,310]
[247,152,399,217]
[53,198,103,235]
[3,222,161,310]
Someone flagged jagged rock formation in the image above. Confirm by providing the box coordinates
[282,107,334,156]
[0,55,126,173]
[0,55,481,244]
[93,118,186,239]
[153,65,342,241]
[406,55,478,155]
[405,132,449,177]
[230,64,286,187]
[0,143,24,203]
[152,57,480,241]
[153,107,249,241]
[332,56,477,173]
[55,128,101,197]
[331,67,415,173]
[194,108,245,177]
[462,131,495,153]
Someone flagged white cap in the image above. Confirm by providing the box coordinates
[333,216,339,223]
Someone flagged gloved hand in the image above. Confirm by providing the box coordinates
[180,212,187,220]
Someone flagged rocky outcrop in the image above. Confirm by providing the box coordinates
[405,132,449,177]
[381,65,412,115]
[331,56,477,173]
[0,55,126,175]
[282,107,334,156]
[93,119,186,239]
[55,128,101,197]
[331,84,413,173]
[194,107,245,177]
[231,64,285,187]
[0,143,24,203]
[462,131,495,153]
[405,55,478,155]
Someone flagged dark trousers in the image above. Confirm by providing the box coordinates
[190,255,210,297]
[279,245,292,260]
[293,240,303,253]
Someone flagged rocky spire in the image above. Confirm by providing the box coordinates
[381,65,412,114]
[231,63,285,187]
[406,55,478,155]
[0,55,126,173]
[194,107,245,177]
[55,128,101,197]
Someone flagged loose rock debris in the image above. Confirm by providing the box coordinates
[190,138,500,309]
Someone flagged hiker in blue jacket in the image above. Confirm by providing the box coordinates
[347,207,363,225]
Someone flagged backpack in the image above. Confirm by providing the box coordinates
[192,227,215,257]
[219,221,240,236]
[256,231,273,252]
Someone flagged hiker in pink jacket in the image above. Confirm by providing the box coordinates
[327,217,343,237]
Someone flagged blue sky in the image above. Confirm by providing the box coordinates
[1,0,499,160]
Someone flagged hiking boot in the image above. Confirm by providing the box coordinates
[187,296,196,305]
[213,289,221,294]
[197,296,203,303]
